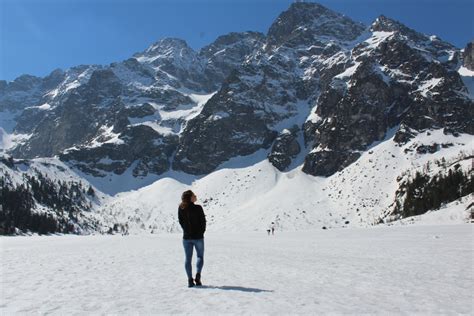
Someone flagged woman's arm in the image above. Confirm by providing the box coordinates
[199,206,206,233]
[178,208,185,229]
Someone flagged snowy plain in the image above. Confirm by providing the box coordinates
[1,224,473,315]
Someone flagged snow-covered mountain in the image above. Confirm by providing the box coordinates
[0,156,111,234]
[0,2,473,234]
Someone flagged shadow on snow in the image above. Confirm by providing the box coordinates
[194,285,273,293]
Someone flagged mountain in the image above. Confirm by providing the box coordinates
[1,2,473,235]
[0,156,111,234]
[462,41,474,70]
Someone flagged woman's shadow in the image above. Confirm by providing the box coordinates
[196,285,273,293]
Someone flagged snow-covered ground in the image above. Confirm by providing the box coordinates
[1,224,472,314]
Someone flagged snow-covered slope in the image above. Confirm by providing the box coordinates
[2,126,469,235]
[0,111,31,153]
[386,196,472,226]
[100,129,473,234]
[458,65,474,99]
[0,157,112,234]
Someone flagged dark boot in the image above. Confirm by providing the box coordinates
[195,273,202,286]
[188,278,195,288]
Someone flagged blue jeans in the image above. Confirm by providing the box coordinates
[182,239,204,279]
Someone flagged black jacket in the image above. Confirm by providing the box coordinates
[178,203,206,239]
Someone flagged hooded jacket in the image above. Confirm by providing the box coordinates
[178,202,206,239]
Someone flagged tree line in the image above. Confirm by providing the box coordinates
[0,169,97,235]
[393,161,473,218]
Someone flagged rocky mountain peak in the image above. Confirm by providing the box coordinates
[0,81,6,94]
[133,37,200,68]
[87,68,122,97]
[463,41,474,70]
[267,2,365,46]
[142,37,192,56]
[0,74,45,111]
[7,74,42,91]
[198,31,265,86]
[370,15,402,31]
[200,31,265,56]
[42,68,66,90]
[370,15,427,42]
[1,1,472,183]
[131,37,208,90]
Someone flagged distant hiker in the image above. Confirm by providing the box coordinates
[178,190,206,288]
[266,229,271,235]
[271,222,275,235]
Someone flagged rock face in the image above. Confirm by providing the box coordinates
[0,75,47,111]
[268,126,301,171]
[60,125,178,177]
[1,2,473,179]
[301,15,473,176]
[463,41,474,70]
[200,32,266,86]
[172,3,366,174]
[267,2,365,47]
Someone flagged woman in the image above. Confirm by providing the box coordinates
[178,190,206,287]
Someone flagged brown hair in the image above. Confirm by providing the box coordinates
[179,190,194,210]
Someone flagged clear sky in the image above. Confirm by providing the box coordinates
[1,0,473,81]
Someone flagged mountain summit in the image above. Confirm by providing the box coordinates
[268,2,365,46]
[1,1,472,177]
[1,2,473,235]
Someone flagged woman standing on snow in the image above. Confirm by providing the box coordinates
[178,190,206,287]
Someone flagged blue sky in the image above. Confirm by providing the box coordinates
[1,0,473,81]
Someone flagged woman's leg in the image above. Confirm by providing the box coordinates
[182,239,193,279]
[194,239,205,274]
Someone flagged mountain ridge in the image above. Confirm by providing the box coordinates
[1,2,472,235]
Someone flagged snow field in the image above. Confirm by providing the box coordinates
[99,130,473,234]
[1,224,472,315]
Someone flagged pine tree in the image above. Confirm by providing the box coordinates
[87,186,95,197]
